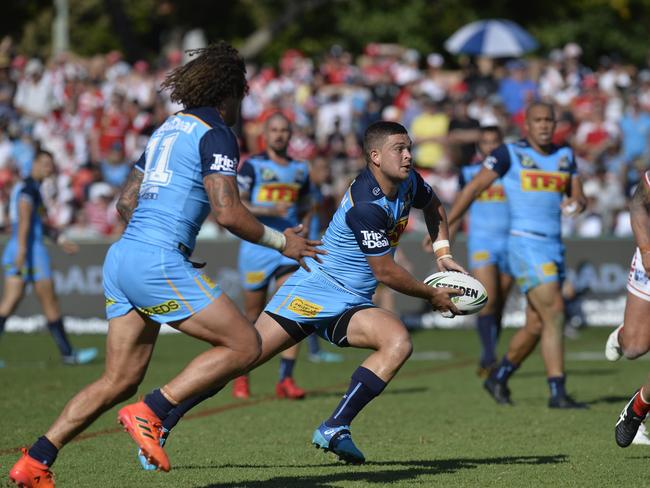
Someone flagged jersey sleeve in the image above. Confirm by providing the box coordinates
[199,127,240,178]
[298,169,311,200]
[411,170,434,209]
[568,149,577,175]
[345,202,392,256]
[18,184,38,206]
[458,168,466,189]
[483,144,511,177]
[236,160,255,195]
[134,152,146,172]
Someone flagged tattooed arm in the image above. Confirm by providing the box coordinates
[116,167,144,224]
[203,173,266,241]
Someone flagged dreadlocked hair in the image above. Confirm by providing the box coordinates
[160,41,248,109]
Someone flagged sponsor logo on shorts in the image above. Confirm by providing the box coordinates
[287,297,323,318]
[246,271,266,285]
[541,262,558,276]
[105,297,116,307]
[472,250,490,262]
[360,230,389,249]
[210,154,237,173]
[138,299,181,316]
[520,170,569,193]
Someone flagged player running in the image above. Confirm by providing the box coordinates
[0,149,97,367]
[133,121,464,466]
[448,102,588,408]
[610,171,650,446]
[8,42,322,487]
[232,112,310,400]
[605,171,650,363]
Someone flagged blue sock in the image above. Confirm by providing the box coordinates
[47,319,73,357]
[28,436,58,466]
[162,385,223,431]
[492,356,519,385]
[307,334,320,355]
[279,358,296,381]
[326,367,386,427]
[476,314,498,367]
[144,389,175,421]
[0,315,6,335]
[548,376,566,399]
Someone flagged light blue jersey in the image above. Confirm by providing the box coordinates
[2,177,51,281]
[484,140,576,291]
[460,156,510,272]
[236,153,310,290]
[265,167,434,341]
[104,107,238,323]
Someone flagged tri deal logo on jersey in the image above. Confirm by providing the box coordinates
[256,183,300,203]
[477,184,506,202]
[520,170,569,193]
[360,230,389,249]
[210,153,237,173]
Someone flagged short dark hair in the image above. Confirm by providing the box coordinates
[525,101,555,120]
[480,125,502,137]
[35,149,54,161]
[160,41,248,109]
[363,121,408,164]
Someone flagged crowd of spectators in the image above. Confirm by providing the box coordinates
[0,35,649,240]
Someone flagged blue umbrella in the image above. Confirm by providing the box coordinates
[445,19,538,57]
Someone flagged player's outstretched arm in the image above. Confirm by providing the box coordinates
[630,174,650,273]
[116,167,144,224]
[367,253,460,315]
[561,175,587,216]
[447,166,498,228]
[421,196,467,273]
[204,173,325,269]
[14,198,32,272]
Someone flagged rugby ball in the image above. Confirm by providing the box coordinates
[424,271,488,315]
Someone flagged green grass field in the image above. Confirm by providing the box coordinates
[0,327,647,487]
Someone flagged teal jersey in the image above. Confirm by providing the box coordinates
[460,156,509,237]
[9,177,45,244]
[313,167,433,299]
[484,140,576,239]
[236,153,310,231]
[122,107,240,253]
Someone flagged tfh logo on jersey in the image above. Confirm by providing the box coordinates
[211,154,237,173]
[257,183,300,203]
[361,230,389,249]
[477,184,506,202]
[520,170,569,192]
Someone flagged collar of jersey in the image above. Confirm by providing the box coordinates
[177,106,224,128]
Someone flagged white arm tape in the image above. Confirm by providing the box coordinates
[432,239,450,253]
[258,225,287,251]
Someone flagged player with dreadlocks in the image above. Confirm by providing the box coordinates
[9,41,324,486]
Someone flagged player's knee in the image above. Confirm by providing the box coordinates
[101,373,142,402]
[385,332,413,365]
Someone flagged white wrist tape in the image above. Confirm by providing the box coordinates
[432,239,450,253]
[258,225,286,251]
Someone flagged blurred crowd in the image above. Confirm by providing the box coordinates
[0,36,649,240]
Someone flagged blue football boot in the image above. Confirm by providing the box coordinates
[139,427,169,470]
[62,347,98,365]
[312,422,365,464]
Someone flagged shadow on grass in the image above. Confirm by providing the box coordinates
[188,454,568,487]
[307,386,428,399]
[515,368,616,379]
[585,394,631,405]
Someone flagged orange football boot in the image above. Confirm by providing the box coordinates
[276,377,306,399]
[9,448,55,487]
[232,375,250,399]
[117,401,170,472]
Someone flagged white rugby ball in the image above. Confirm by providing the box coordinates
[424,271,488,315]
